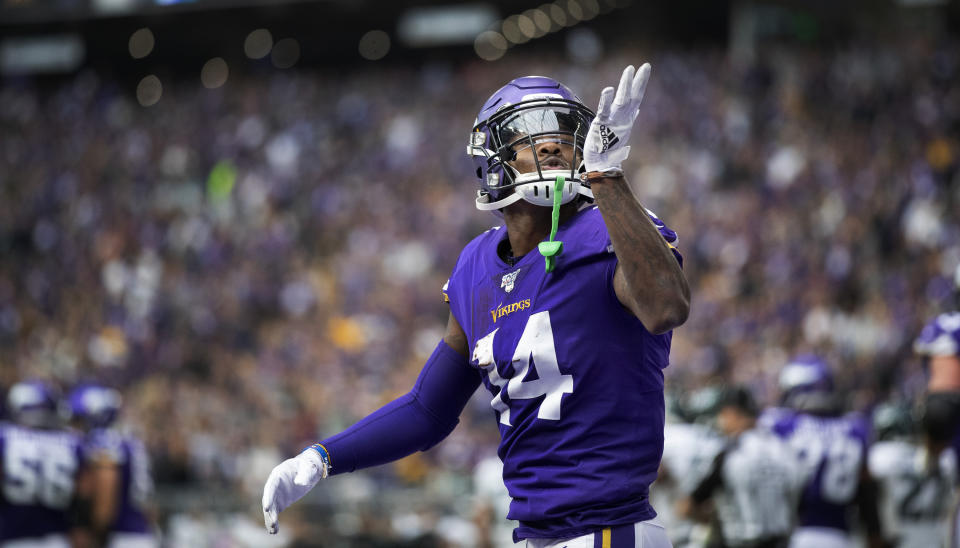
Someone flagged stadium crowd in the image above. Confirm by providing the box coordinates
[1,30,959,546]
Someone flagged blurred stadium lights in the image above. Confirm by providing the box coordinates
[200,56,229,88]
[502,15,529,44]
[565,0,583,23]
[548,3,568,27]
[270,37,300,68]
[243,28,272,59]
[396,4,498,47]
[92,0,140,16]
[526,8,552,36]
[475,0,627,61]
[0,34,85,75]
[473,30,507,61]
[128,27,155,58]
[136,74,162,105]
[358,29,390,60]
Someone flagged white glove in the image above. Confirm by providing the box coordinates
[261,447,328,534]
[583,63,651,173]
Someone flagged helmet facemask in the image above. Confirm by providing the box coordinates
[469,97,595,212]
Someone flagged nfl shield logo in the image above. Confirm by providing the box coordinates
[501,270,520,293]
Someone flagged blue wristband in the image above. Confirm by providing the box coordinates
[306,442,332,472]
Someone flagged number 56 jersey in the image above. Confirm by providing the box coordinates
[443,206,680,541]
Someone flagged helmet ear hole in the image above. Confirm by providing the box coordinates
[476,167,482,179]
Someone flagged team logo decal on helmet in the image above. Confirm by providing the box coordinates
[467,76,596,212]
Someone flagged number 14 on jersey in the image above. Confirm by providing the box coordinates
[473,311,574,426]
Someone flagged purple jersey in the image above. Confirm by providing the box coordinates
[914,311,960,358]
[0,422,83,540]
[914,311,960,463]
[766,409,870,531]
[83,428,154,535]
[443,206,679,540]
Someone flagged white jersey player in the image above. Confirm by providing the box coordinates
[869,402,959,548]
[684,386,803,548]
[655,389,725,548]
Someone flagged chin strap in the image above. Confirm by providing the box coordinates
[475,190,526,211]
[537,176,565,273]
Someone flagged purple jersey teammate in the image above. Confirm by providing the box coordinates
[762,356,881,548]
[69,384,157,548]
[1,380,84,547]
[914,306,960,465]
[913,265,960,548]
[262,64,690,548]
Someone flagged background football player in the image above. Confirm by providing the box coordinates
[681,385,803,548]
[913,263,960,548]
[0,380,84,548]
[68,383,157,548]
[761,356,882,548]
[869,400,958,548]
[655,387,726,548]
[262,63,690,547]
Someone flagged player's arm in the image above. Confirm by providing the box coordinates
[442,306,469,357]
[678,447,726,521]
[69,465,95,548]
[583,64,689,334]
[929,355,960,392]
[592,176,689,333]
[262,311,478,534]
[86,456,121,546]
[855,458,885,548]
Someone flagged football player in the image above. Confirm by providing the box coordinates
[68,383,157,548]
[655,387,725,548]
[681,385,803,548]
[0,380,84,548]
[263,64,690,547]
[869,400,958,547]
[913,264,960,544]
[761,356,882,548]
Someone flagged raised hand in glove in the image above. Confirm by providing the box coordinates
[583,63,651,174]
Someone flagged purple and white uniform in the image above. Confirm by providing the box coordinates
[443,206,680,541]
[765,409,870,537]
[914,311,960,457]
[82,428,155,538]
[0,422,83,543]
[914,312,960,359]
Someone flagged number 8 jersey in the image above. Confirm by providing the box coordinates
[763,408,871,532]
[442,206,680,541]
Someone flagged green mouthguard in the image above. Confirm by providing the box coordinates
[538,176,565,273]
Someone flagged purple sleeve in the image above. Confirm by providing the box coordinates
[644,208,683,266]
[321,341,480,475]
